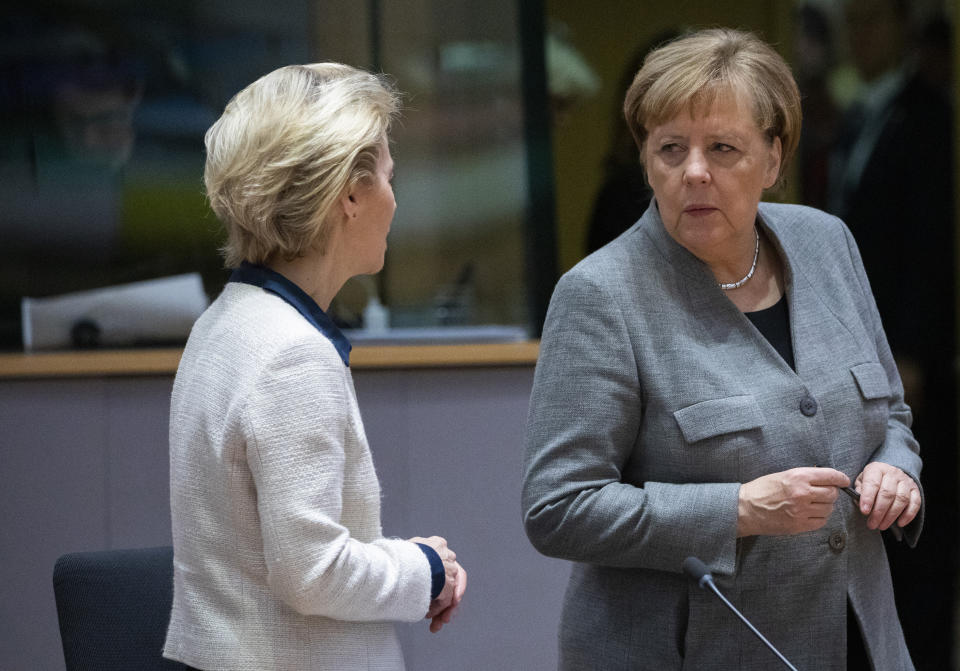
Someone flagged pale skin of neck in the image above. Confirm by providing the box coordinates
[267,221,351,313]
[718,228,784,313]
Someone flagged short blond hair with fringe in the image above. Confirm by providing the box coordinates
[623,28,801,187]
[204,63,400,267]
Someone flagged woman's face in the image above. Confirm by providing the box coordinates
[642,90,781,264]
[349,142,396,275]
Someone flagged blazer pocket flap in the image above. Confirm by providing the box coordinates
[850,362,891,400]
[673,395,764,444]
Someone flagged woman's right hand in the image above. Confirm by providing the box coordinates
[427,562,466,633]
[408,536,463,629]
[737,467,849,537]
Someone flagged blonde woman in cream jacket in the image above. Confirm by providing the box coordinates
[164,63,465,671]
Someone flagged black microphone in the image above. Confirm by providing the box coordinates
[682,557,799,671]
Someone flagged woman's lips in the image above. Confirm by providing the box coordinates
[683,205,717,216]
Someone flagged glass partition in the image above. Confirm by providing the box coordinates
[334,0,537,341]
[0,0,551,349]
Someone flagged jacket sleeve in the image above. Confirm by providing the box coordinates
[841,221,925,546]
[242,340,433,621]
[521,268,740,576]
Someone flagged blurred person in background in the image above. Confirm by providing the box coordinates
[827,1,956,666]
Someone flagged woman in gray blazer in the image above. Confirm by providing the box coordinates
[523,29,921,670]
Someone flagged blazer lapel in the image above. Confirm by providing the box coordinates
[641,201,799,376]
[762,212,864,383]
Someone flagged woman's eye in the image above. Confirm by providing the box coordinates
[660,143,683,153]
[713,143,736,152]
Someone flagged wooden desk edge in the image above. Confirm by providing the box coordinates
[0,341,541,379]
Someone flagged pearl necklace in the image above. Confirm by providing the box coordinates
[718,228,759,291]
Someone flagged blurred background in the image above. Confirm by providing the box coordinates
[1,0,959,667]
[0,0,544,348]
[2,0,955,347]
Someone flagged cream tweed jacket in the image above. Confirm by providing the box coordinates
[163,282,432,670]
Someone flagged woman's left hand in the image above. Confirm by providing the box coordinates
[855,462,921,532]
[427,563,466,633]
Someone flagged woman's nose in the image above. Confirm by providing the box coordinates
[682,150,710,185]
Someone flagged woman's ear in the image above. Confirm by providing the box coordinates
[340,188,360,221]
[764,136,783,189]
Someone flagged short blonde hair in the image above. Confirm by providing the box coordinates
[204,63,400,267]
[623,28,801,184]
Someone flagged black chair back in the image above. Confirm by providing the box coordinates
[53,546,188,671]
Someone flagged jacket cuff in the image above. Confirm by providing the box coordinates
[415,543,445,600]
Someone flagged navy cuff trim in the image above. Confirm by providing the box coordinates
[415,543,445,600]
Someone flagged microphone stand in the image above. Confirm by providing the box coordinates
[682,556,799,671]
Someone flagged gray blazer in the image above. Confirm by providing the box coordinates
[522,202,922,670]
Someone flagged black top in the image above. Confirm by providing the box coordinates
[745,295,795,371]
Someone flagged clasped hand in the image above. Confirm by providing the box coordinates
[408,536,467,633]
[737,464,920,537]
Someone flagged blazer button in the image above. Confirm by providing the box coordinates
[829,530,847,552]
[800,395,818,417]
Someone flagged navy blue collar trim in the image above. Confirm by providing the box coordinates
[229,262,352,367]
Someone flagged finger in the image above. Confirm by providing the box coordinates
[809,484,840,503]
[889,480,919,527]
[897,487,922,527]
[429,607,457,633]
[455,566,467,601]
[796,514,831,534]
[857,471,882,517]
[806,467,851,488]
[877,478,912,530]
[447,549,457,562]
[867,472,899,528]
[427,592,453,617]
[448,573,465,609]
[880,476,914,529]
